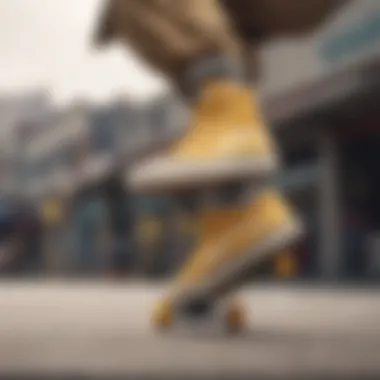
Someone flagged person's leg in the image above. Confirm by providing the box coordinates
[95,0,278,192]
[94,0,300,310]
[94,0,241,89]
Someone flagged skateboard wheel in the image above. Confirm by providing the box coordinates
[152,299,174,330]
[225,301,246,333]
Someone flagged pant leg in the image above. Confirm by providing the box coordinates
[222,0,348,40]
[94,0,243,86]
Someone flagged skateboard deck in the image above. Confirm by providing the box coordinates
[151,243,287,334]
[152,296,247,334]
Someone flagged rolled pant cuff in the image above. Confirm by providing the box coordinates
[181,55,245,99]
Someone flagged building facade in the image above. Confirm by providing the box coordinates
[258,0,380,282]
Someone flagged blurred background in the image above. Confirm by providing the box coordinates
[0,0,379,284]
[1,0,380,377]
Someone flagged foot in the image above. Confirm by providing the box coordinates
[166,189,303,304]
[128,80,279,193]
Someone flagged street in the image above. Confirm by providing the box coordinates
[0,282,380,377]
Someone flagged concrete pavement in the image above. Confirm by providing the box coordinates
[0,282,379,377]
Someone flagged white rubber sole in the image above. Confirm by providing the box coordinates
[128,155,278,192]
[173,218,303,304]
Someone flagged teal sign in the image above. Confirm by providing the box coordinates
[320,12,380,64]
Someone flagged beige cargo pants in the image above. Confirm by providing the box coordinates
[94,0,345,86]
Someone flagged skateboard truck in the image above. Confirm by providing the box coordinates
[153,298,246,334]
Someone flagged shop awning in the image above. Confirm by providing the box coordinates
[263,57,380,129]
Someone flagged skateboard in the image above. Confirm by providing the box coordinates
[151,246,286,334]
[150,182,255,334]
[152,296,247,334]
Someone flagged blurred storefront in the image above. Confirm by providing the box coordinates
[71,187,108,276]
[339,129,380,281]
[5,0,379,282]
[261,0,380,282]
[40,196,68,274]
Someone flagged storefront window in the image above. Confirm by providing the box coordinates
[340,133,380,281]
[280,146,320,280]
[89,108,119,154]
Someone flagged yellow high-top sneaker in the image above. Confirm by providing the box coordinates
[129,80,279,193]
[202,189,303,292]
[154,189,302,316]
[175,206,247,286]
[152,206,246,327]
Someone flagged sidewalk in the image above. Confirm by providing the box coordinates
[0,281,379,377]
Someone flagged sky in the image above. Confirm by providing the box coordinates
[0,0,371,107]
[0,0,167,105]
